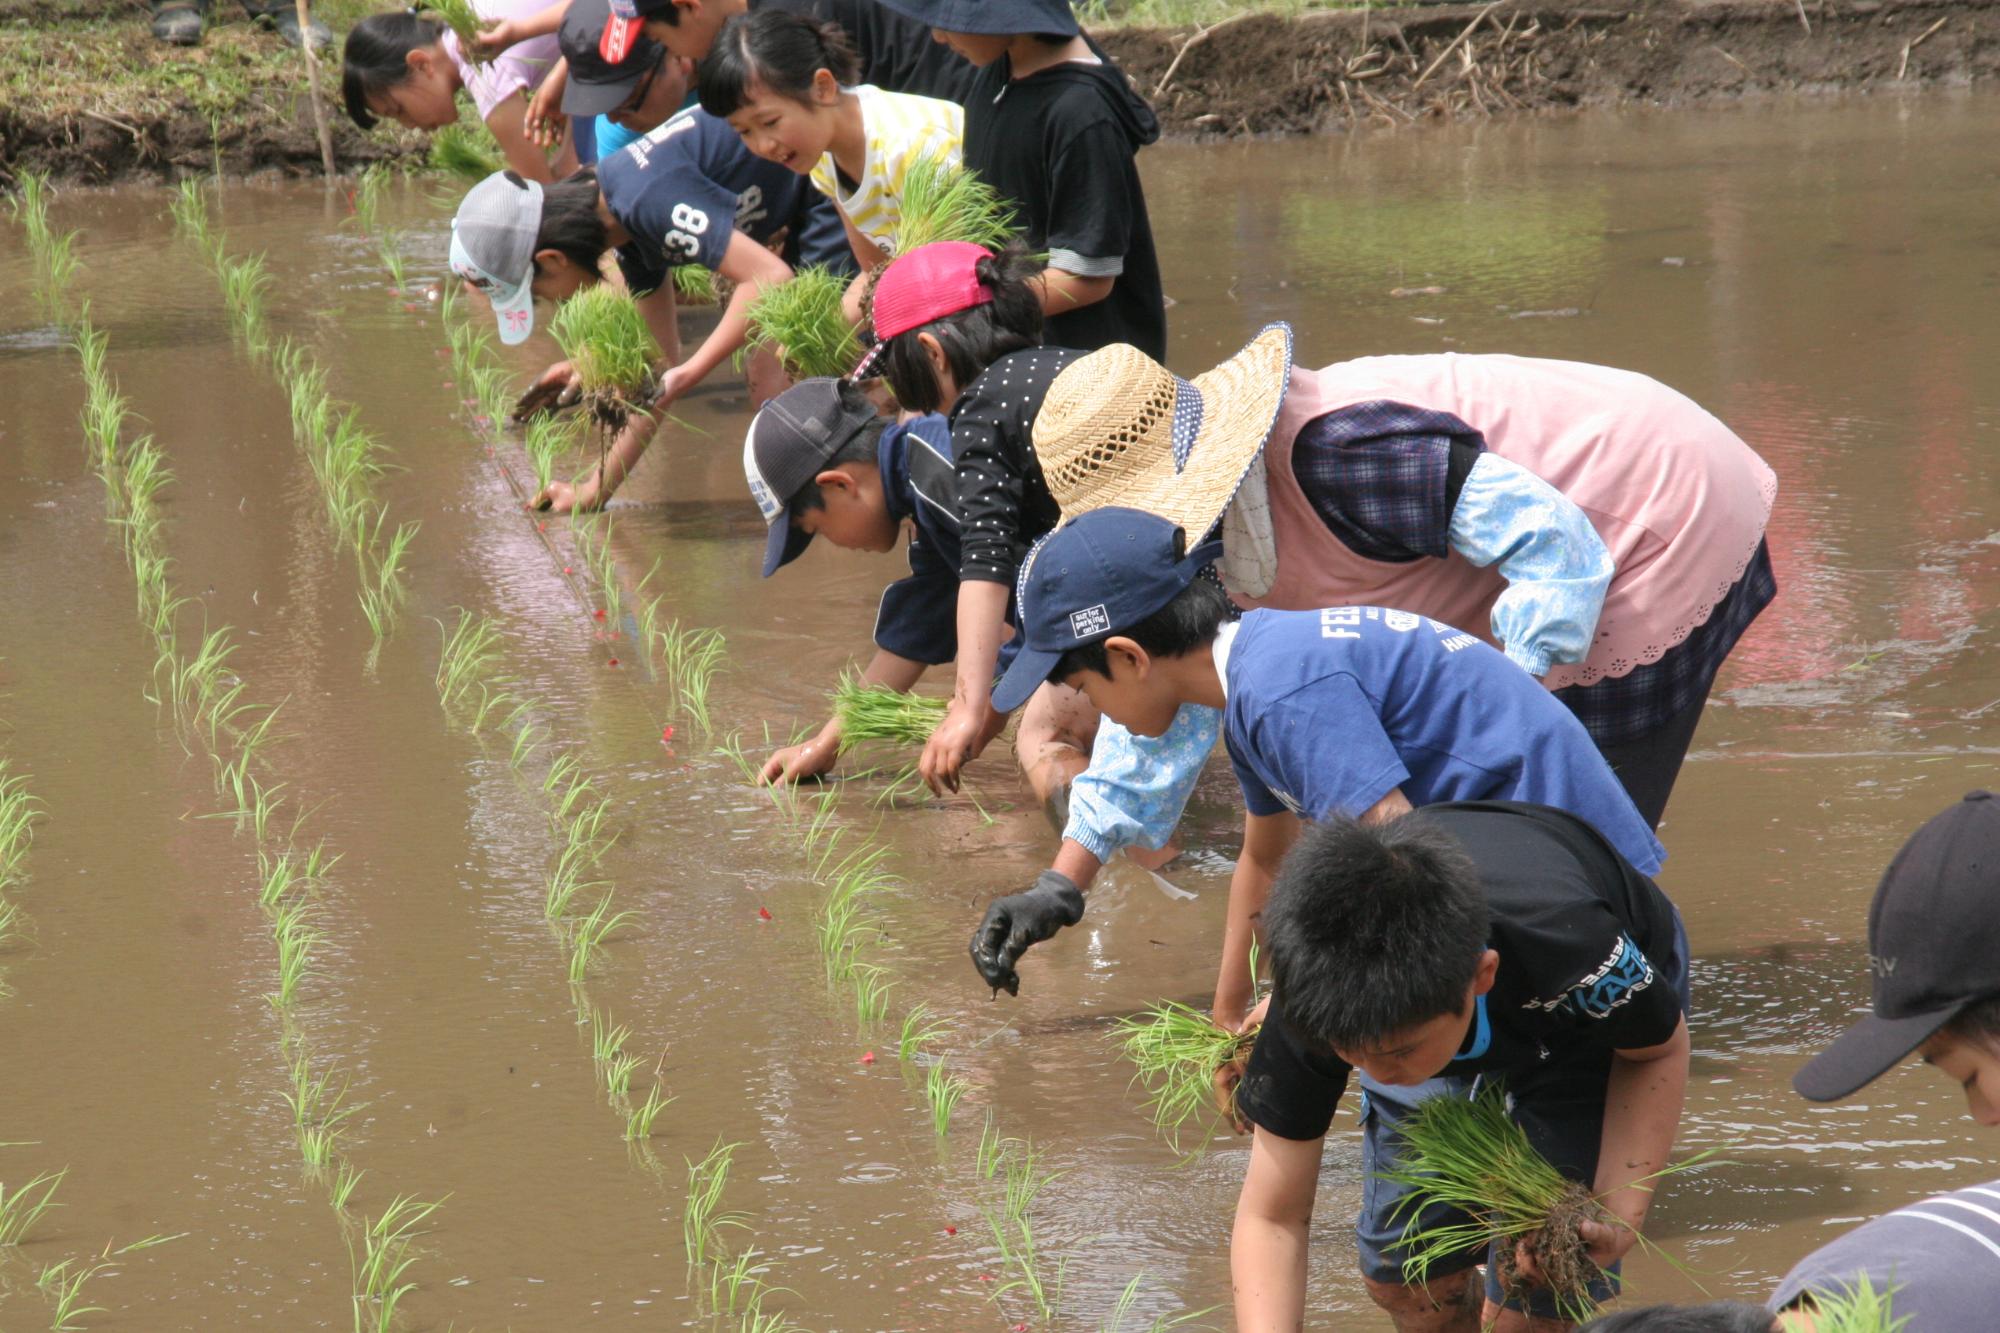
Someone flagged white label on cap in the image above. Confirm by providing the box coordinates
[744,425,780,522]
[1069,605,1110,639]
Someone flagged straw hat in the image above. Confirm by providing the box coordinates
[1034,323,1294,543]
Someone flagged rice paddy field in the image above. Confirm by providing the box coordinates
[4,90,2000,1329]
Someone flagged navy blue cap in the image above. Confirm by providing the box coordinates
[743,378,881,577]
[991,507,1221,715]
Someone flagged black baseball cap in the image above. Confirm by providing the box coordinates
[991,507,1220,715]
[561,0,665,117]
[1794,790,2000,1102]
[742,378,881,577]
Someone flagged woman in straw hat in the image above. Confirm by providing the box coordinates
[971,324,1776,999]
[1040,323,1777,828]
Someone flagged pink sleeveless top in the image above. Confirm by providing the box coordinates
[1237,354,1778,691]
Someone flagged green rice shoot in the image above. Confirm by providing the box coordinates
[893,153,1020,255]
[430,122,506,182]
[1806,1276,1908,1333]
[744,267,859,381]
[832,673,948,752]
[1115,1000,1253,1157]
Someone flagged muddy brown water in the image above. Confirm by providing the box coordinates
[4,90,2000,1329]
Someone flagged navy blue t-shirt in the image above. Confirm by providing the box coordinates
[598,107,852,295]
[1221,606,1664,876]
[872,414,1020,671]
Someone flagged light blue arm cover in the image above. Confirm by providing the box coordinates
[1062,703,1225,862]
[1448,452,1615,677]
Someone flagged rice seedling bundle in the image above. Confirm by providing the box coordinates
[1114,1000,1255,1156]
[429,121,506,182]
[1807,1275,1908,1333]
[832,674,949,751]
[548,285,661,434]
[1375,1083,1714,1322]
[422,0,485,57]
[744,267,860,381]
[672,264,717,305]
[892,153,1020,255]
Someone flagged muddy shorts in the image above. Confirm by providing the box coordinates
[1354,914,1693,1318]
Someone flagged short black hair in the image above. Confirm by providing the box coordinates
[1577,1303,1777,1333]
[786,384,887,515]
[697,10,859,118]
[867,240,1043,414]
[533,168,610,279]
[1264,814,1491,1054]
[633,0,679,20]
[341,12,444,130]
[1946,995,2000,1053]
[1052,575,1234,683]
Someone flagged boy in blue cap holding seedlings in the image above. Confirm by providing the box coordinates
[974,508,1665,1038]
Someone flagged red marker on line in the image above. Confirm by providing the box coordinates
[757,907,772,921]
[860,1051,875,1065]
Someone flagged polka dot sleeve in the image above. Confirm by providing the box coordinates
[950,348,1081,586]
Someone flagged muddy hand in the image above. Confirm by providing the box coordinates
[513,361,580,419]
[968,871,1085,996]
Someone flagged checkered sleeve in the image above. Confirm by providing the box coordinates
[1290,401,1485,562]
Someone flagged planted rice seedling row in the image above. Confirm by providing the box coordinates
[172,192,421,651]
[431,610,673,1150]
[60,308,451,1320]
[0,757,45,960]
[12,171,84,324]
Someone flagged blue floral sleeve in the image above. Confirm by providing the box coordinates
[1448,454,1615,677]
[1063,704,1224,862]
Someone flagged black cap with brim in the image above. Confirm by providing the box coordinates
[1793,1005,1962,1102]
[762,513,813,579]
[564,0,659,105]
[563,71,643,117]
[1791,790,2000,1102]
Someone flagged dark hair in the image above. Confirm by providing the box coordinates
[341,12,445,130]
[784,426,888,512]
[869,241,1044,414]
[533,169,610,278]
[1946,995,2000,1053]
[1576,1303,1778,1333]
[1264,814,1490,1054]
[1052,576,1235,683]
[631,0,679,20]
[697,10,859,118]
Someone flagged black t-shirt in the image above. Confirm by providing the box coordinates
[962,58,1167,360]
[949,346,1081,587]
[1236,802,1688,1143]
[754,0,978,102]
[600,108,852,295]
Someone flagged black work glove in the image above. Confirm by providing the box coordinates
[969,871,1085,997]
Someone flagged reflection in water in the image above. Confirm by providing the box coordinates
[2,92,2000,1327]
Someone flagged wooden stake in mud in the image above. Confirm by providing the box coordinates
[294,0,337,179]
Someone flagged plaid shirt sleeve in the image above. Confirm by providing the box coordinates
[1290,401,1485,561]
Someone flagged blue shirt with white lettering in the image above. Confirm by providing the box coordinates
[598,107,852,294]
[1221,606,1664,876]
